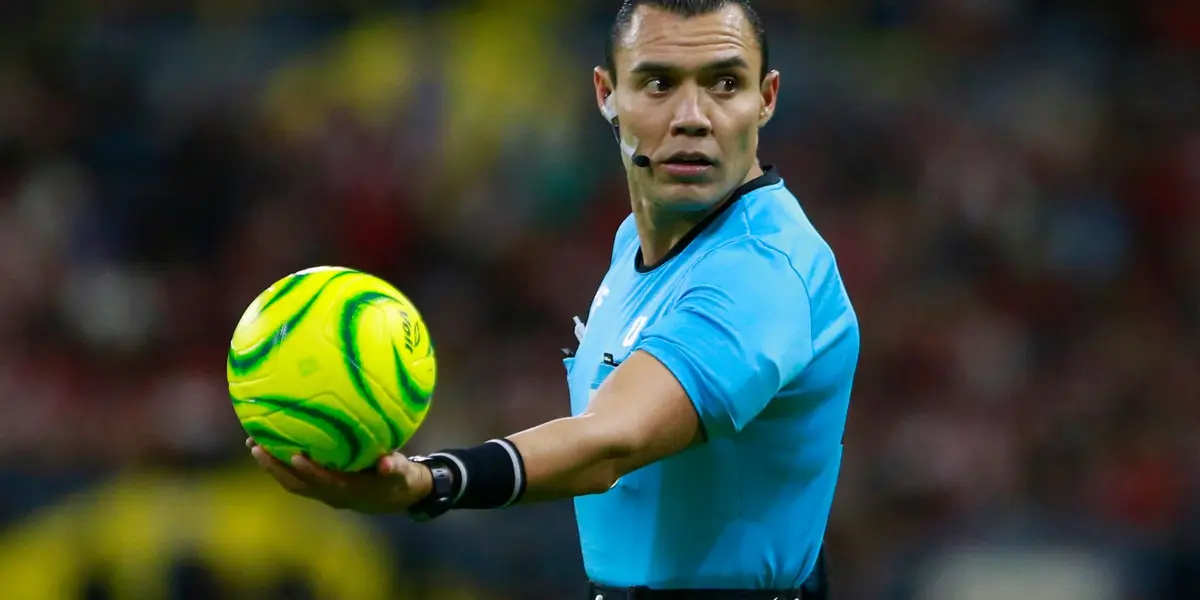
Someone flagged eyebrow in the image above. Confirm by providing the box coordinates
[629,56,751,76]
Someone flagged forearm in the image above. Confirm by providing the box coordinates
[416,413,638,513]
[413,352,702,515]
[507,415,633,502]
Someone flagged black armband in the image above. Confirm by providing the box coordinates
[431,438,526,509]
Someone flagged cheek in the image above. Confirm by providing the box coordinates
[724,120,758,165]
[626,102,669,137]
[718,103,761,158]
[738,127,755,155]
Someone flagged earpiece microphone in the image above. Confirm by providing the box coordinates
[603,95,651,168]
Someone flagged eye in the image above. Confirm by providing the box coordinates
[645,78,671,94]
[712,76,739,93]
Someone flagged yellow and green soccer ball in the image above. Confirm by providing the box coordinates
[227,266,436,472]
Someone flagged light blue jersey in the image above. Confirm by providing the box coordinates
[564,168,859,589]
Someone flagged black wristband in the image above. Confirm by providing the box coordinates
[432,438,526,509]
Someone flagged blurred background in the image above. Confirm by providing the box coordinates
[0,0,1196,599]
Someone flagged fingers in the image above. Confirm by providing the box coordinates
[291,455,348,490]
[249,445,413,512]
[251,446,316,498]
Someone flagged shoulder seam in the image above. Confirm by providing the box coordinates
[739,204,816,361]
[676,223,817,363]
[752,238,817,365]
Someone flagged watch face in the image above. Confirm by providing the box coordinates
[432,468,452,491]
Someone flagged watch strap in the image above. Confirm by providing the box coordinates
[406,455,456,522]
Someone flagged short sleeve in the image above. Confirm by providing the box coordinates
[635,240,814,439]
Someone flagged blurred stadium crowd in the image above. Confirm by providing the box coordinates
[0,1,1196,599]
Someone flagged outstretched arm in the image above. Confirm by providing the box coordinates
[250,239,813,516]
[508,349,703,502]
[250,350,700,513]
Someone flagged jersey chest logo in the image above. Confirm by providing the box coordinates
[590,285,610,317]
[621,315,649,347]
[589,314,649,371]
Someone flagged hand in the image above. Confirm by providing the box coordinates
[246,438,433,514]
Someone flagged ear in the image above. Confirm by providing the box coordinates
[758,70,780,128]
[594,66,617,123]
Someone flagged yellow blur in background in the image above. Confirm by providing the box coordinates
[0,469,395,600]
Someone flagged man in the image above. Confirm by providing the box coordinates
[249,1,859,598]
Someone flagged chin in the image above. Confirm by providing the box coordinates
[653,180,732,213]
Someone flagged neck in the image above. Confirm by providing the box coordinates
[630,162,764,268]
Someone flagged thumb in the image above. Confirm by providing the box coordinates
[377,453,408,475]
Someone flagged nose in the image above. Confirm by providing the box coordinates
[669,87,711,138]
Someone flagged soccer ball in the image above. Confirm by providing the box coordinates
[227,266,436,472]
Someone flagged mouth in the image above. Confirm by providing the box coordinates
[659,152,716,179]
[661,152,716,167]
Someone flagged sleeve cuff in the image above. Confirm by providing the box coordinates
[636,335,731,440]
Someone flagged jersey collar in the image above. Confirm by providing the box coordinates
[634,166,781,273]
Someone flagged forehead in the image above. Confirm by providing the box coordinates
[614,5,760,73]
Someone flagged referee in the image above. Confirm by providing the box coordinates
[250,1,858,598]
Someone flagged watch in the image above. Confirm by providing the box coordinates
[406,455,457,522]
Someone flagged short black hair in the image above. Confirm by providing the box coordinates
[605,0,769,84]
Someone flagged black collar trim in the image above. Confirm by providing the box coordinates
[634,166,781,273]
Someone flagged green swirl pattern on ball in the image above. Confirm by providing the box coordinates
[233,395,364,467]
[340,291,406,450]
[229,268,433,470]
[227,270,353,376]
[392,342,432,411]
[237,421,303,448]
